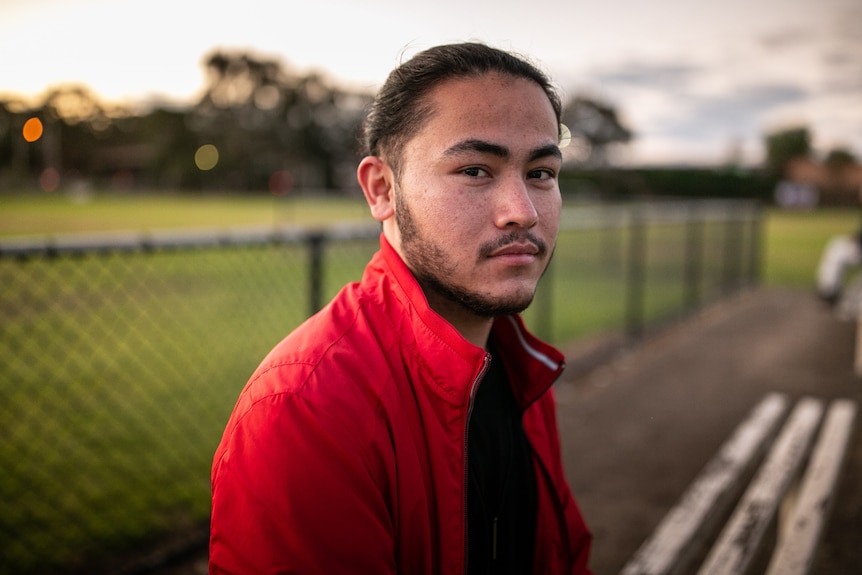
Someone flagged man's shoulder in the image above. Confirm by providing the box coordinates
[213,291,400,479]
[243,287,398,402]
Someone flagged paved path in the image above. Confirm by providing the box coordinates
[556,287,862,574]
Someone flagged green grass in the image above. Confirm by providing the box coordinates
[1,192,851,573]
[0,191,371,236]
[762,208,860,287]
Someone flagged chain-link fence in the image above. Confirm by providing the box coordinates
[0,199,760,574]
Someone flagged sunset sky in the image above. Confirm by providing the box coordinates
[2,0,860,166]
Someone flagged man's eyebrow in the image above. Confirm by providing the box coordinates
[530,144,563,162]
[444,139,509,158]
[443,139,562,162]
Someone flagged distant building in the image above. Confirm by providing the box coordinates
[780,157,862,207]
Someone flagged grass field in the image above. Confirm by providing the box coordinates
[762,207,860,287]
[1,191,856,573]
[0,191,371,237]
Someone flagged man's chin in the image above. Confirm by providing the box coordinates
[464,292,536,318]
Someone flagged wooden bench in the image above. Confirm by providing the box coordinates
[620,392,857,575]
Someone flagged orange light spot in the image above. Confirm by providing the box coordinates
[23,117,44,142]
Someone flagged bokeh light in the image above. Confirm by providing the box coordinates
[22,117,43,142]
[268,170,293,196]
[194,144,219,171]
[39,167,60,192]
[559,123,571,148]
[254,85,281,111]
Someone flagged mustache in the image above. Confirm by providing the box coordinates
[479,231,548,258]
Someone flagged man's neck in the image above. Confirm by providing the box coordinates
[422,290,494,349]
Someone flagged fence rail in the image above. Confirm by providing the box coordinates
[0,198,761,574]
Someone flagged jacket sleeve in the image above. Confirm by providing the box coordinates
[209,385,395,574]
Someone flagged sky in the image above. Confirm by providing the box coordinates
[2,0,860,167]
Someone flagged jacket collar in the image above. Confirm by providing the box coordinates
[491,314,565,409]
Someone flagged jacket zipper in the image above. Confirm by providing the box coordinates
[463,352,491,574]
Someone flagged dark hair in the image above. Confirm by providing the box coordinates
[361,42,562,171]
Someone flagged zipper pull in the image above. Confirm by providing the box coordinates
[492,516,498,561]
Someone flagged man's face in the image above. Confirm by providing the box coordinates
[390,72,562,319]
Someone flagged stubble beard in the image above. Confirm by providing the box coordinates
[394,187,550,319]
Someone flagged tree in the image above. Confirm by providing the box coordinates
[824,147,857,169]
[764,126,811,176]
[194,50,371,191]
[560,95,633,166]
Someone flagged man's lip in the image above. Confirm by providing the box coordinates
[489,242,540,257]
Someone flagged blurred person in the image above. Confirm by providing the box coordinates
[816,185,862,313]
[209,42,592,575]
[816,232,861,306]
[816,230,862,322]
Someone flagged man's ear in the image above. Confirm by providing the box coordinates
[357,156,395,222]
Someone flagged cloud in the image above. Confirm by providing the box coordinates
[593,61,702,93]
[819,24,862,95]
[656,83,810,139]
[579,55,819,164]
[585,55,810,135]
[759,28,815,51]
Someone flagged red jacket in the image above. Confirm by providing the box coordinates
[210,235,592,574]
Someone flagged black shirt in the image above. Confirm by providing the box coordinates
[467,345,537,574]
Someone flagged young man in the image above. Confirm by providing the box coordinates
[210,42,593,574]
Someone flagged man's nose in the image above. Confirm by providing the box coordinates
[495,176,538,229]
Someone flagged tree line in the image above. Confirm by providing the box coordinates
[1,52,376,193]
[1,49,856,203]
[0,50,636,195]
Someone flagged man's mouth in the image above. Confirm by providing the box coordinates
[489,242,540,257]
[482,232,547,259]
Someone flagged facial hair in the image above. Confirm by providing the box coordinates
[394,186,550,319]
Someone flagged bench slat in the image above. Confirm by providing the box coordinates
[696,397,825,575]
[620,393,789,575]
[765,400,858,575]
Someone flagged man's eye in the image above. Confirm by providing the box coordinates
[462,167,489,177]
[528,169,555,180]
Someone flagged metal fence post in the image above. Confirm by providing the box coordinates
[626,205,647,340]
[308,232,325,315]
[748,202,764,286]
[722,202,743,294]
[684,201,704,311]
[535,256,554,341]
